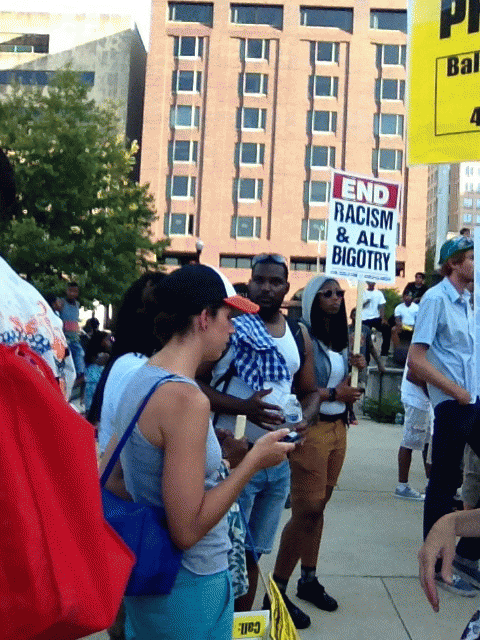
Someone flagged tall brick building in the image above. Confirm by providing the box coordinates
[141,0,428,301]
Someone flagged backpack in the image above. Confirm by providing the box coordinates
[0,343,134,640]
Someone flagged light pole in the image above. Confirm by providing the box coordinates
[195,239,204,263]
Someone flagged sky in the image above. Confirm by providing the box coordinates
[15,0,153,47]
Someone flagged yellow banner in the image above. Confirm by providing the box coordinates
[408,0,480,165]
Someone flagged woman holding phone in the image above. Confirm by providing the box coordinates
[100,264,295,640]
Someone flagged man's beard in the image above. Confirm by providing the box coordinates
[258,303,282,322]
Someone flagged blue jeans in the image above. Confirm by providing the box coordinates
[67,338,85,377]
[237,459,290,555]
[424,399,480,562]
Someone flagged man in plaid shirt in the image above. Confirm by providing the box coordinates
[198,254,319,629]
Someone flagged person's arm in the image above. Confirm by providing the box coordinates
[408,344,470,404]
[294,326,321,426]
[196,356,283,427]
[419,510,480,611]
[378,303,387,323]
[368,334,385,373]
[145,383,293,550]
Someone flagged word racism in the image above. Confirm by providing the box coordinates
[327,173,399,280]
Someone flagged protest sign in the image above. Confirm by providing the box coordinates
[409,0,480,164]
[325,170,400,284]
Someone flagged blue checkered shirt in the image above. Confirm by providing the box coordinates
[230,314,291,392]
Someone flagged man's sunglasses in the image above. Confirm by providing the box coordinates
[252,253,287,268]
[318,289,345,299]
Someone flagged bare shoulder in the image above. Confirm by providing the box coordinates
[138,380,210,446]
[156,380,210,413]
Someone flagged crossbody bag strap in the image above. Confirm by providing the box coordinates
[100,374,177,486]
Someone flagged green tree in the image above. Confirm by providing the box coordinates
[0,69,168,306]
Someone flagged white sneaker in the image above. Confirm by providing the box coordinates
[394,485,425,501]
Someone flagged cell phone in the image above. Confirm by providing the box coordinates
[281,431,303,444]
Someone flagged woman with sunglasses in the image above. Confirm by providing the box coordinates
[272,274,365,614]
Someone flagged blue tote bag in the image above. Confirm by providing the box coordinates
[100,376,183,596]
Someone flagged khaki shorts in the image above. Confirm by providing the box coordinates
[289,417,347,505]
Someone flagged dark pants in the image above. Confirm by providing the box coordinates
[424,399,480,562]
[362,318,391,356]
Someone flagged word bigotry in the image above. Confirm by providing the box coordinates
[331,246,390,271]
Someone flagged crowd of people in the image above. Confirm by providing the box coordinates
[24,236,480,638]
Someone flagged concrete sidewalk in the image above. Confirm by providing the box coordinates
[85,417,478,640]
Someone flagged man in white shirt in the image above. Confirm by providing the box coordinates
[392,291,419,350]
[361,281,391,357]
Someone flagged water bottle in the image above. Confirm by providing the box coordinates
[283,394,303,426]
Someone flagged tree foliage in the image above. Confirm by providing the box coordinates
[0,68,168,306]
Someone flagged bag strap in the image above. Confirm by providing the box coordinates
[100,374,177,486]
[212,360,237,428]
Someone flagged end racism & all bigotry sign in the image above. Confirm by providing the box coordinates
[325,171,401,284]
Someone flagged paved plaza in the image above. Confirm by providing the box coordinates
[84,416,478,640]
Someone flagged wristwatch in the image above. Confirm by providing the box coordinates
[328,387,337,402]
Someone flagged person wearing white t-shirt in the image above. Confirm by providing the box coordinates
[395,365,432,501]
[392,291,420,350]
[361,282,391,357]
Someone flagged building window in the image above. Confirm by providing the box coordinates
[0,70,94,86]
[309,75,338,98]
[373,113,404,137]
[164,213,195,236]
[304,181,329,204]
[300,7,353,32]
[477,215,480,223]
[236,142,265,165]
[240,38,269,61]
[174,36,203,58]
[301,218,328,241]
[168,175,196,199]
[372,149,403,172]
[464,198,473,208]
[240,72,268,95]
[231,4,283,27]
[168,2,213,25]
[308,145,336,168]
[231,216,262,238]
[376,44,406,67]
[220,254,254,268]
[170,105,200,128]
[308,110,337,134]
[237,107,267,130]
[161,252,198,266]
[370,10,407,33]
[172,70,202,93]
[476,199,480,208]
[464,214,473,222]
[375,78,405,101]
[291,257,321,271]
[168,140,198,164]
[0,33,49,53]
[310,41,339,64]
[235,178,264,201]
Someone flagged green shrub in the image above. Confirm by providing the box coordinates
[382,288,402,320]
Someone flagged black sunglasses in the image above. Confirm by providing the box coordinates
[252,253,287,268]
[318,289,345,299]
